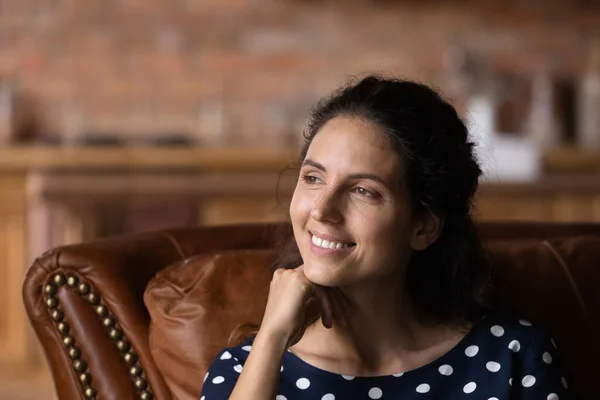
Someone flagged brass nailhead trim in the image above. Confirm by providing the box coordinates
[87,293,100,305]
[63,335,75,347]
[95,305,108,317]
[46,297,59,309]
[74,360,87,373]
[110,328,123,340]
[57,322,70,334]
[84,387,97,399]
[44,272,154,399]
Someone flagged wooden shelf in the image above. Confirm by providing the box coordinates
[0,146,300,172]
[542,146,600,174]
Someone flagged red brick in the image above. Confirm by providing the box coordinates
[1,1,598,145]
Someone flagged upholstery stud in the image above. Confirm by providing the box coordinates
[78,282,91,295]
[51,309,64,322]
[63,335,75,347]
[67,275,79,288]
[102,316,115,328]
[140,391,154,399]
[68,346,81,360]
[44,283,57,295]
[95,305,108,317]
[124,351,138,365]
[87,292,100,304]
[57,322,70,334]
[116,339,130,352]
[53,273,66,286]
[80,372,92,385]
[46,297,58,309]
[73,360,87,373]
[84,387,97,399]
[110,328,123,340]
[135,378,148,390]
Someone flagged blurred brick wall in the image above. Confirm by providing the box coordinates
[0,0,599,146]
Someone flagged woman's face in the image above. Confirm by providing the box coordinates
[290,116,420,287]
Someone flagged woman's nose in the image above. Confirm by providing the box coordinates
[310,192,343,224]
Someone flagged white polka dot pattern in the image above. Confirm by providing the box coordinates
[275,396,287,400]
[438,364,453,376]
[490,325,505,337]
[341,375,355,380]
[368,387,383,399]
[522,375,536,387]
[220,351,232,360]
[392,372,404,377]
[508,340,521,352]
[296,377,310,390]
[486,361,501,372]
[416,383,430,393]
[322,394,335,400]
[543,352,553,364]
[463,382,477,393]
[465,345,479,357]
[547,394,559,400]
[212,376,225,384]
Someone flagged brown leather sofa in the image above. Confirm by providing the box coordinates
[22,222,600,400]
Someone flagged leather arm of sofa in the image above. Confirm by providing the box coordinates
[21,223,279,400]
[22,230,186,400]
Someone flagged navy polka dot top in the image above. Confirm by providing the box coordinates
[200,314,571,399]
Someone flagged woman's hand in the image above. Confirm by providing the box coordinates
[259,265,352,348]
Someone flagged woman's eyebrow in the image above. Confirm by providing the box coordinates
[302,158,326,171]
[302,158,386,185]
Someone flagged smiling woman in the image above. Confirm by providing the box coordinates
[200,76,572,400]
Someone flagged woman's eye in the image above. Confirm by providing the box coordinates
[353,187,375,197]
[302,175,322,184]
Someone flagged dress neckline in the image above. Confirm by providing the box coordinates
[279,316,486,380]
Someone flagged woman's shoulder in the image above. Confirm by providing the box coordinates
[467,312,558,355]
[210,336,257,367]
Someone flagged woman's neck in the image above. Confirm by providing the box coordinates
[291,276,469,376]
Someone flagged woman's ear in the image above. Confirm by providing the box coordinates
[410,213,444,251]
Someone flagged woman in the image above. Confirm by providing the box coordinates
[200,76,570,399]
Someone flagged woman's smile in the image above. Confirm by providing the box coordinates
[309,230,356,256]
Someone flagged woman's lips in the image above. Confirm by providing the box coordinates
[309,231,355,256]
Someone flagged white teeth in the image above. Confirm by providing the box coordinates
[311,234,352,250]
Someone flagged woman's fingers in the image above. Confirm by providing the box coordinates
[294,266,354,330]
[328,287,353,319]
[314,287,334,329]
[315,287,350,329]
[326,289,348,328]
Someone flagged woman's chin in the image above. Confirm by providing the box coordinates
[304,263,344,287]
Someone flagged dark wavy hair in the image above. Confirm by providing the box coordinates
[272,75,499,327]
